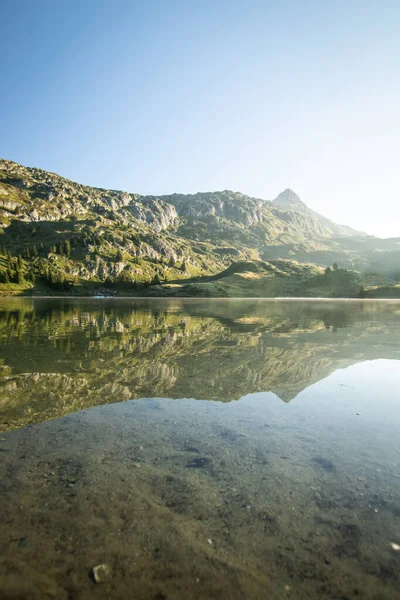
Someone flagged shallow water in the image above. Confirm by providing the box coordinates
[0,299,400,599]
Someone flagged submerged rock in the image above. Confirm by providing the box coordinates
[390,542,400,551]
[93,563,112,583]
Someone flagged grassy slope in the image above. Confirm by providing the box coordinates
[142,261,367,298]
[365,285,400,298]
[0,257,396,299]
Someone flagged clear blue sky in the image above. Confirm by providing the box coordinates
[1,0,399,237]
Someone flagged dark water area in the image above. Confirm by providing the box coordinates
[0,299,400,599]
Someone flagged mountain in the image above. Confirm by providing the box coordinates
[273,188,307,209]
[273,188,366,238]
[0,158,400,296]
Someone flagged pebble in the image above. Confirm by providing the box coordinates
[391,543,400,551]
[207,539,213,546]
[93,564,112,583]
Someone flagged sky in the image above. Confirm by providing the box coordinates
[1,0,400,238]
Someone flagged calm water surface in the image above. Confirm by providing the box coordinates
[0,298,400,599]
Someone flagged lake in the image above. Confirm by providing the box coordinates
[0,298,400,599]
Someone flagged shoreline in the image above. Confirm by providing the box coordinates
[1,295,400,302]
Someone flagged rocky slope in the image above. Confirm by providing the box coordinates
[0,158,399,296]
[273,189,364,237]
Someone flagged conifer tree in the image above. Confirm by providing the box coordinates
[16,266,24,284]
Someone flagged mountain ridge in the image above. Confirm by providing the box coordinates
[1,158,400,297]
[0,158,366,239]
[273,187,369,239]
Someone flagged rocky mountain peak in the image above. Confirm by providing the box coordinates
[273,188,307,211]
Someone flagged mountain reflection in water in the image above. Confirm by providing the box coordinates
[0,298,400,431]
[1,299,400,599]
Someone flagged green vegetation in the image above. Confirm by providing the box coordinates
[141,260,370,298]
[1,158,399,297]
